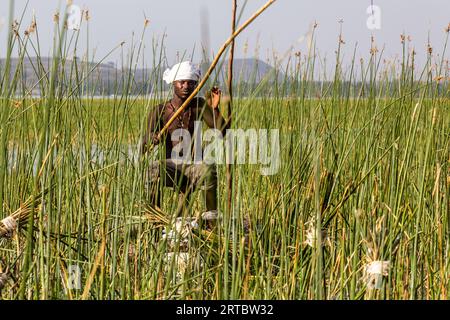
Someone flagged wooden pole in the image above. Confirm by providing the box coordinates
[226,0,237,216]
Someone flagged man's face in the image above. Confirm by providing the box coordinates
[173,79,197,100]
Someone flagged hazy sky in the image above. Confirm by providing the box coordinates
[1,0,449,71]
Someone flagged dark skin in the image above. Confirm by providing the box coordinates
[141,80,229,150]
[143,79,230,212]
[171,79,228,211]
[171,79,227,133]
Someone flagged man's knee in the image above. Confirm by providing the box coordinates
[188,163,217,190]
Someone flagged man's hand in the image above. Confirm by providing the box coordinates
[206,86,221,109]
[141,133,160,155]
[151,133,161,145]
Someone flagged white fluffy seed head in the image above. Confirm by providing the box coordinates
[364,260,390,289]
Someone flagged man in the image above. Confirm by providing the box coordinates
[141,61,229,217]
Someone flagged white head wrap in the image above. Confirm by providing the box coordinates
[163,61,201,84]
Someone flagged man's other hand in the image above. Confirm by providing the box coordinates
[206,86,221,109]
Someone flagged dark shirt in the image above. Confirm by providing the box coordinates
[141,97,209,158]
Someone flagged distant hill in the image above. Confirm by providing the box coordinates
[201,58,281,84]
[0,57,281,96]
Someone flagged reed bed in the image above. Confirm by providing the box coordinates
[0,3,449,300]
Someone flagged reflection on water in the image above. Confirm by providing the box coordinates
[7,143,143,174]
